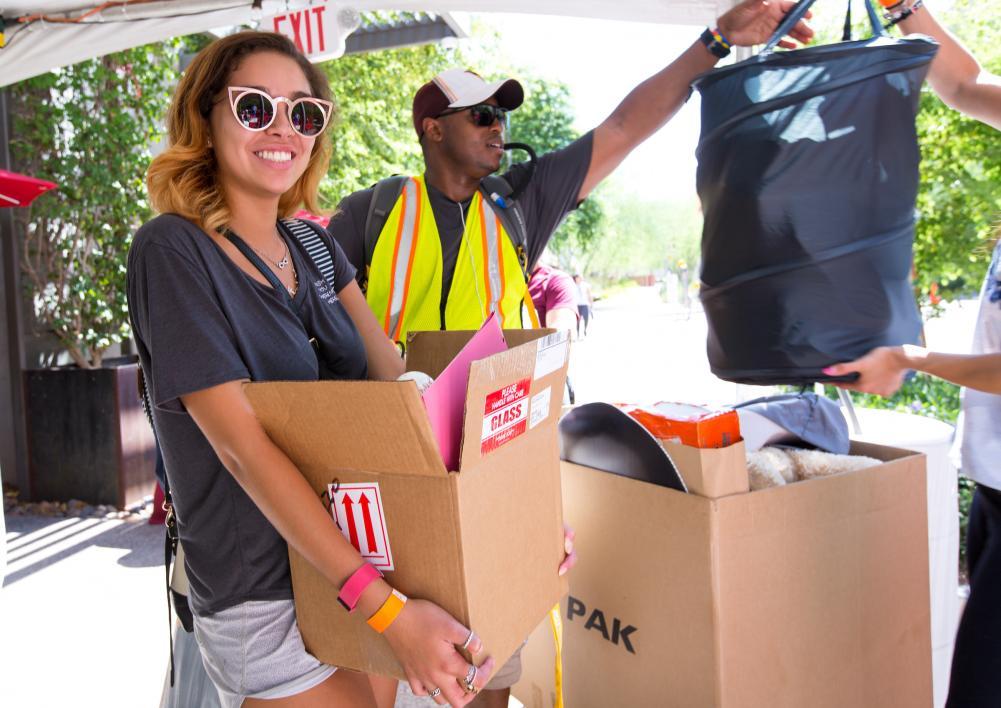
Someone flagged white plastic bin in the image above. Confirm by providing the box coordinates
[845,407,960,708]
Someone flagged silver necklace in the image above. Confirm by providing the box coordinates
[250,234,289,270]
[251,233,296,295]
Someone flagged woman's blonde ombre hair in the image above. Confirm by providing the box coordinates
[147,31,333,234]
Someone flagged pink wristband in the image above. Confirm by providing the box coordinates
[338,563,384,612]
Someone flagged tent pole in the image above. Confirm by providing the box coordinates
[0,87,30,498]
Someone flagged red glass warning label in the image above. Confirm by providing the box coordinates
[481,378,530,455]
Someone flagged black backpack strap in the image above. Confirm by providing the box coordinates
[363,176,409,273]
[138,366,185,685]
[480,174,531,279]
[280,217,336,291]
[479,174,542,328]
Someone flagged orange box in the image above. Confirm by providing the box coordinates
[620,402,741,449]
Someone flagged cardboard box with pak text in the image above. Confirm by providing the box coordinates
[515,441,932,708]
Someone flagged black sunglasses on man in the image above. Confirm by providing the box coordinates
[436,103,509,129]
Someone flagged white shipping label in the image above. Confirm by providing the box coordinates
[534,330,570,380]
[327,482,395,571]
[530,387,552,430]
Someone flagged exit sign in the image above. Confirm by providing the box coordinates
[269,1,356,62]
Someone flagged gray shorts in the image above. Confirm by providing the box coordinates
[484,641,527,690]
[192,599,336,708]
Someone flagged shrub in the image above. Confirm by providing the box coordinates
[8,42,178,367]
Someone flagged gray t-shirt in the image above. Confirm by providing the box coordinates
[328,132,594,310]
[127,213,367,615]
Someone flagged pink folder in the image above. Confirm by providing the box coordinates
[421,313,507,470]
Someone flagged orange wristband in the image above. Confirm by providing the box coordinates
[367,589,407,633]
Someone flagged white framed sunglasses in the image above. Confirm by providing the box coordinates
[227,86,333,138]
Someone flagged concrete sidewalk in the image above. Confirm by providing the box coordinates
[0,511,521,707]
[2,512,167,706]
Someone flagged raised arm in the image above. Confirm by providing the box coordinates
[899,2,1001,129]
[182,382,494,705]
[579,0,814,200]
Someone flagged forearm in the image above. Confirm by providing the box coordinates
[226,427,387,596]
[580,0,813,199]
[583,41,716,198]
[184,384,392,611]
[603,42,714,153]
[364,332,406,381]
[900,4,1001,128]
[546,306,579,340]
[901,346,1001,394]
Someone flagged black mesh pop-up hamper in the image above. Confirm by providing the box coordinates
[693,0,937,385]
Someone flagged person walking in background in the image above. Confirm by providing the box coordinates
[529,258,579,337]
[831,2,1001,705]
[573,274,594,338]
[530,259,580,403]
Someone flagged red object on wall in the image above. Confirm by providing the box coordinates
[0,169,57,208]
[149,483,167,525]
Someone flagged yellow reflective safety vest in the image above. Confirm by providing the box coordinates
[365,175,539,344]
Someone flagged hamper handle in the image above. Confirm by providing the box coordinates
[762,0,885,53]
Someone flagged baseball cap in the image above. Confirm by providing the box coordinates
[733,392,850,454]
[412,68,524,138]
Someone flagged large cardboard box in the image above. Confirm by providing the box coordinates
[515,442,932,708]
[246,329,570,679]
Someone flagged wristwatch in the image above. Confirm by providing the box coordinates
[700,27,732,59]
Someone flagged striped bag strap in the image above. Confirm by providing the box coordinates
[280,217,336,290]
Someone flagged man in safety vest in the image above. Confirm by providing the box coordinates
[327,0,812,703]
[329,0,812,353]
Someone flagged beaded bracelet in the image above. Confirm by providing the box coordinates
[700,26,732,59]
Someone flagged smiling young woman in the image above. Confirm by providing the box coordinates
[132,31,496,708]
[147,33,333,236]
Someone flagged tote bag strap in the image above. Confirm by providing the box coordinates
[762,0,885,54]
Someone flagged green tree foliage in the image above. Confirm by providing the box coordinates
[320,40,453,203]
[911,0,1000,301]
[320,24,603,262]
[8,41,178,367]
[506,75,604,261]
[809,0,1001,304]
[583,188,702,280]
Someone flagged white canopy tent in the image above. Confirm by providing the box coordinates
[0,0,726,87]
